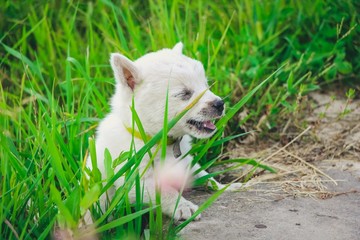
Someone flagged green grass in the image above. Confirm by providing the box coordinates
[0,0,359,239]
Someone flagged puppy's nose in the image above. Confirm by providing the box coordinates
[212,99,224,113]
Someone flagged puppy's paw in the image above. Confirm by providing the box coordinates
[207,178,243,191]
[173,200,200,222]
[225,182,243,191]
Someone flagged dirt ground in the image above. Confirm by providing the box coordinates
[181,91,360,239]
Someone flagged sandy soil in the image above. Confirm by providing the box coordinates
[181,91,360,239]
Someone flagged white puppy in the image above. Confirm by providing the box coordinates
[87,43,241,222]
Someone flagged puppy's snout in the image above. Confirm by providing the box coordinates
[212,99,224,113]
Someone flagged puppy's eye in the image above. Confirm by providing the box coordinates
[175,89,193,100]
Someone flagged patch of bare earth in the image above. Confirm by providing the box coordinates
[223,91,360,199]
[181,91,360,240]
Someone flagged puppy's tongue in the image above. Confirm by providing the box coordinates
[203,120,216,130]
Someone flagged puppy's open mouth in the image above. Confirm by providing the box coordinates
[187,119,217,133]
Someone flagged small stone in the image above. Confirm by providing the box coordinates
[289,209,299,212]
[255,224,267,229]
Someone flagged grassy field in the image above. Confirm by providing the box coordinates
[1,0,359,239]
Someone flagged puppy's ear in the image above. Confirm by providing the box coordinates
[110,53,140,90]
[172,42,183,55]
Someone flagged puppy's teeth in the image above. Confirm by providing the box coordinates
[203,120,216,130]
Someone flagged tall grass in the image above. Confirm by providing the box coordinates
[1,0,359,239]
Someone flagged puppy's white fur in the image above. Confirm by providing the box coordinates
[87,43,241,222]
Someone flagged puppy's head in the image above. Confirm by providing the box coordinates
[110,43,224,139]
